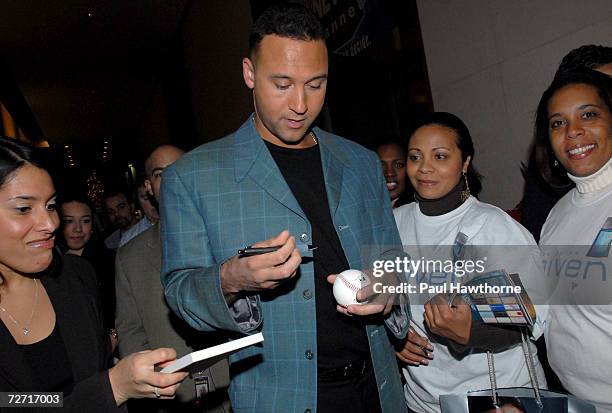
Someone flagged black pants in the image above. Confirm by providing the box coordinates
[317,362,382,413]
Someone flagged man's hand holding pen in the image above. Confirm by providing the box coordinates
[220,230,303,303]
[238,244,317,257]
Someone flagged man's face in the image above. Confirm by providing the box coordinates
[103,193,133,230]
[243,35,328,148]
[377,143,407,201]
[144,146,184,202]
[137,185,159,222]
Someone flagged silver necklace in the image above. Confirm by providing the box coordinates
[0,278,39,336]
[251,114,318,145]
[309,131,318,145]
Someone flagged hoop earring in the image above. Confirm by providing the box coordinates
[460,171,470,202]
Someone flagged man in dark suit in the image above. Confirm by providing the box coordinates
[115,145,230,413]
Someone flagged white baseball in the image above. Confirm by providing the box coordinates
[333,269,370,306]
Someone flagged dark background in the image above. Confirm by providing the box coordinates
[0,0,431,200]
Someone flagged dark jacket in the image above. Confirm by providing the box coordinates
[81,242,116,329]
[0,254,124,412]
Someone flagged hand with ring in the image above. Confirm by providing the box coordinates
[108,348,189,406]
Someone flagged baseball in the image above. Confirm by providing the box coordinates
[333,269,370,306]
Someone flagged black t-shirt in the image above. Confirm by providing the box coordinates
[20,323,74,395]
[265,140,369,369]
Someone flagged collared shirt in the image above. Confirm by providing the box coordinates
[119,217,155,248]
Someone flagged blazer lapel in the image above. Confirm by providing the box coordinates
[233,116,305,218]
[145,225,162,273]
[42,274,100,383]
[144,226,165,313]
[317,128,347,216]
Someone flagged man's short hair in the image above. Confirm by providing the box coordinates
[376,137,406,155]
[249,3,325,58]
[556,44,612,76]
[102,187,131,204]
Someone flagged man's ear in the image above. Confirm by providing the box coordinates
[242,57,255,89]
[144,179,153,197]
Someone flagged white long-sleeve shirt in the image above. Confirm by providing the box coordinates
[394,196,546,413]
[541,157,612,413]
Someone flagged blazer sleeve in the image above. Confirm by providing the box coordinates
[376,153,412,339]
[371,152,411,339]
[61,255,126,412]
[115,248,150,358]
[63,371,124,412]
[160,164,262,334]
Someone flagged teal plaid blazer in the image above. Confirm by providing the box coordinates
[161,116,408,413]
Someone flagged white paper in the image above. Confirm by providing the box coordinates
[161,332,264,373]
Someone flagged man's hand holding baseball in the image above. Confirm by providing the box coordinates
[327,269,400,317]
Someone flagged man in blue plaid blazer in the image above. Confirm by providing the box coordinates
[161,4,409,412]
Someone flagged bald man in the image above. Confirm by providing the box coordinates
[144,145,186,204]
[115,145,230,413]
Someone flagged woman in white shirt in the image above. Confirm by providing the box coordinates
[393,112,546,413]
[534,70,612,413]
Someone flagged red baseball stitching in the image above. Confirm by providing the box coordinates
[339,274,360,293]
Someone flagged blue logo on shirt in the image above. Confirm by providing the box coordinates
[587,217,612,258]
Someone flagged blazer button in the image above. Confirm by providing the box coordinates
[302,289,312,300]
[300,233,309,242]
[305,410,312,413]
[305,350,313,360]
